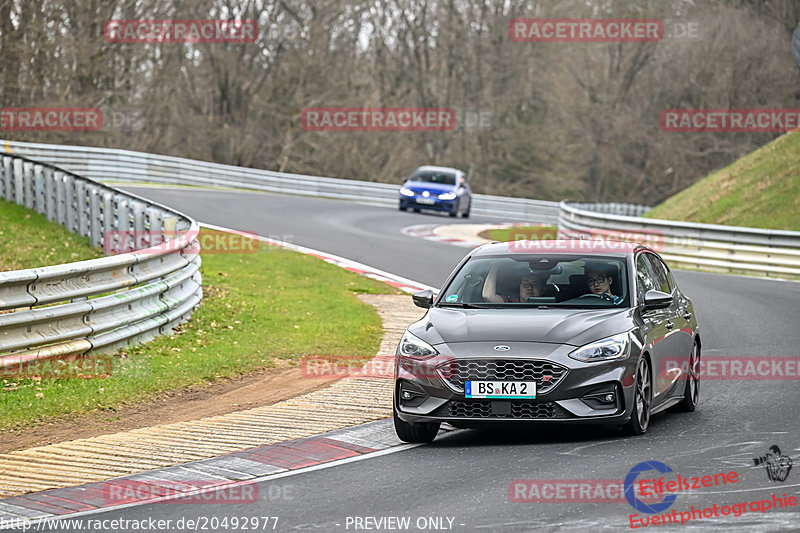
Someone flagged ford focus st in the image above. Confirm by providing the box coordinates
[398,165,472,217]
[393,240,701,443]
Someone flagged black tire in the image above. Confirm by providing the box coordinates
[675,342,699,412]
[449,210,458,217]
[413,208,421,213]
[398,203,407,211]
[393,406,440,443]
[462,205,470,218]
[624,357,652,436]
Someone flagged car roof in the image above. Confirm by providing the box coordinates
[471,239,652,258]
[413,165,462,175]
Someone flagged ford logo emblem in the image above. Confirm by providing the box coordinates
[493,345,511,351]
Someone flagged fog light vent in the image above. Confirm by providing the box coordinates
[580,385,620,411]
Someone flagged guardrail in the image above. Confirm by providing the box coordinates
[0,152,202,371]
[4,139,797,288]
[559,202,800,280]
[565,202,651,217]
[1,140,561,224]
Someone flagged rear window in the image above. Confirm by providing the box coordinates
[439,254,630,308]
[410,170,456,185]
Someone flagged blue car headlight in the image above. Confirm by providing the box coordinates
[438,192,456,200]
[400,187,415,197]
[568,333,630,362]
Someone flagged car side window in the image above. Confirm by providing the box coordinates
[667,269,678,291]
[645,254,672,294]
[636,255,657,302]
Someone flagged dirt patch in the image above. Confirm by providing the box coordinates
[0,365,339,453]
[1,294,419,455]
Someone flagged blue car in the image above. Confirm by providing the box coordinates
[399,166,472,218]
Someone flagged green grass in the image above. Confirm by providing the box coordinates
[479,225,559,242]
[1,228,397,430]
[0,199,103,270]
[645,132,800,230]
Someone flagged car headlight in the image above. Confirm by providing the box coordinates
[438,192,456,200]
[568,333,630,362]
[399,331,438,359]
[400,187,415,197]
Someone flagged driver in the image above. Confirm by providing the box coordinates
[483,264,545,303]
[585,265,623,304]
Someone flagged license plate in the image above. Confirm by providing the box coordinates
[416,198,436,205]
[465,380,536,399]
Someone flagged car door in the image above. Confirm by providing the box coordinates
[457,174,469,210]
[644,253,689,400]
[635,253,675,407]
[461,178,472,207]
[650,254,696,362]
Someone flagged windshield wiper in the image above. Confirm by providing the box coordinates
[437,302,493,309]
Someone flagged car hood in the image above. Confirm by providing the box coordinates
[404,180,455,194]
[410,307,634,347]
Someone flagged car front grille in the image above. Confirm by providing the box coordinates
[443,400,572,419]
[437,359,568,395]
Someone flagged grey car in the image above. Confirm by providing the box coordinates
[393,240,701,443]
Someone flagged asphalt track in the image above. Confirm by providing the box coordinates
[45,188,800,532]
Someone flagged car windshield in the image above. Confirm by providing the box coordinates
[410,170,456,185]
[439,254,630,308]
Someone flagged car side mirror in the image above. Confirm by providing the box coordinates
[642,289,672,311]
[412,289,434,309]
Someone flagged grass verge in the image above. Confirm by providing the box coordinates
[478,225,559,242]
[1,228,397,430]
[644,132,800,230]
[0,199,103,271]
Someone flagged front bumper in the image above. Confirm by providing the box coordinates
[394,342,637,426]
[399,195,457,212]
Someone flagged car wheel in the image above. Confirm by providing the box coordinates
[413,208,421,213]
[449,209,458,217]
[393,404,440,443]
[624,357,652,436]
[398,202,407,211]
[462,204,470,218]
[675,342,700,412]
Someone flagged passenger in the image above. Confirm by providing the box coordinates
[483,264,545,303]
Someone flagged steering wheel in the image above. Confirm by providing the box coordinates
[575,293,614,302]
[465,274,484,287]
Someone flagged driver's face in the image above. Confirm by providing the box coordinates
[586,271,612,294]
[520,276,544,299]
